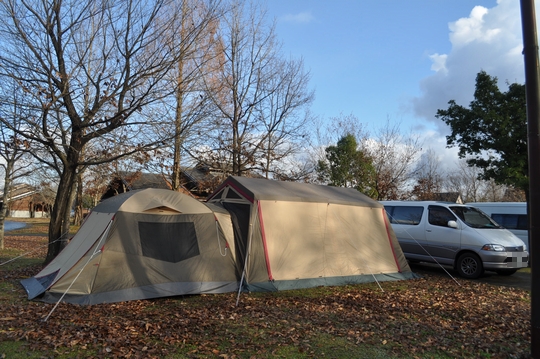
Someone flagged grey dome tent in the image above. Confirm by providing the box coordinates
[207,176,416,292]
[21,188,238,305]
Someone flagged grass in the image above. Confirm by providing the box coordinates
[0,218,532,359]
[0,256,43,270]
[6,217,79,236]
[0,342,45,359]
[0,341,100,359]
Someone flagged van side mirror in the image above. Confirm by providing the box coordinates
[447,220,458,229]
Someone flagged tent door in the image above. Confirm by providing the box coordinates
[222,202,251,274]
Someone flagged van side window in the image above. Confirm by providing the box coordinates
[385,206,423,225]
[491,213,528,230]
[428,206,456,227]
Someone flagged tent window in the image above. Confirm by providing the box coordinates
[226,188,242,199]
[212,189,225,200]
[143,206,181,214]
[139,222,200,263]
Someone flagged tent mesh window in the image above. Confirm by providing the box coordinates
[225,189,242,199]
[139,222,200,263]
[212,188,225,199]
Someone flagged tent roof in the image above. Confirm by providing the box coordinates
[209,176,381,207]
[95,188,211,214]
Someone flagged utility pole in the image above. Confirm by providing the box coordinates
[520,0,540,357]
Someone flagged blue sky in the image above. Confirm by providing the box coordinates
[265,0,530,164]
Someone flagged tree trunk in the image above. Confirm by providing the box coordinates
[61,177,77,239]
[73,172,84,226]
[44,151,79,264]
[264,135,272,179]
[171,120,183,190]
[171,76,184,191]
[171,4,187,192]
[0,159,14,250]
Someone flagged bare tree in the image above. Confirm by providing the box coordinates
[160,0,224,190]
[0,0,221,263]
[364,120,423,200]
[0,86,36,249]
[316,113,369,145]
[257,57,314,179]
[444,159,526,202]
[445,159,484,203]
[481,179,513,202]
[411,148,443,200]
[199,0,313,178]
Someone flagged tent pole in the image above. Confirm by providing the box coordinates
[236,223,253,307]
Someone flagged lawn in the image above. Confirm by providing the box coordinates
[6,217,79,237]
[0,221,532,359]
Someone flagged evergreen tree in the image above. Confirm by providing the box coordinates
[317,134,377,198]
[436,71,528,195]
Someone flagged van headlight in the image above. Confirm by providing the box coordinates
[481,244,506,252]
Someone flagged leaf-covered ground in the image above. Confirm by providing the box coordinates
[0,236,532,358]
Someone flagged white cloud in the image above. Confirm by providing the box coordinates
[412,0,526,134]
[449,6,501,47]
[280,12,314,24]
[420,130,460,165]
[429,53,448,73]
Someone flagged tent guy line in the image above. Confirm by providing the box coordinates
[43,219,114,322]
[385,212,461,286]
[0,233,68,267]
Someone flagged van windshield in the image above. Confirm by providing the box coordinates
[450,206,502,229]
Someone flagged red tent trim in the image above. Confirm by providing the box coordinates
[382,208,402,273]
[257,201,273,281]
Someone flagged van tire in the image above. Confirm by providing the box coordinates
[495,269,517,276]
[456,253,484,279]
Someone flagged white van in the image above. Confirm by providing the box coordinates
[381,201,529,279]
[465,202,528,246]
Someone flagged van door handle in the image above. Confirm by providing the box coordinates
[426,229,432,232]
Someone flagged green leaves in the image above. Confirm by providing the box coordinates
[436,71,528,193]
[317,134,377,197]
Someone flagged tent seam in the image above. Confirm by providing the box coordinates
[382,207,402,273]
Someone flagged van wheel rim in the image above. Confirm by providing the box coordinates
[461,258,478,275]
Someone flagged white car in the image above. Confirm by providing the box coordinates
[381,201,529,279]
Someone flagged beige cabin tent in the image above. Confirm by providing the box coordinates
[207,176,416,292]
[21,189,238,304]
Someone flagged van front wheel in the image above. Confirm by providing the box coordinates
[456,253,484,279]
